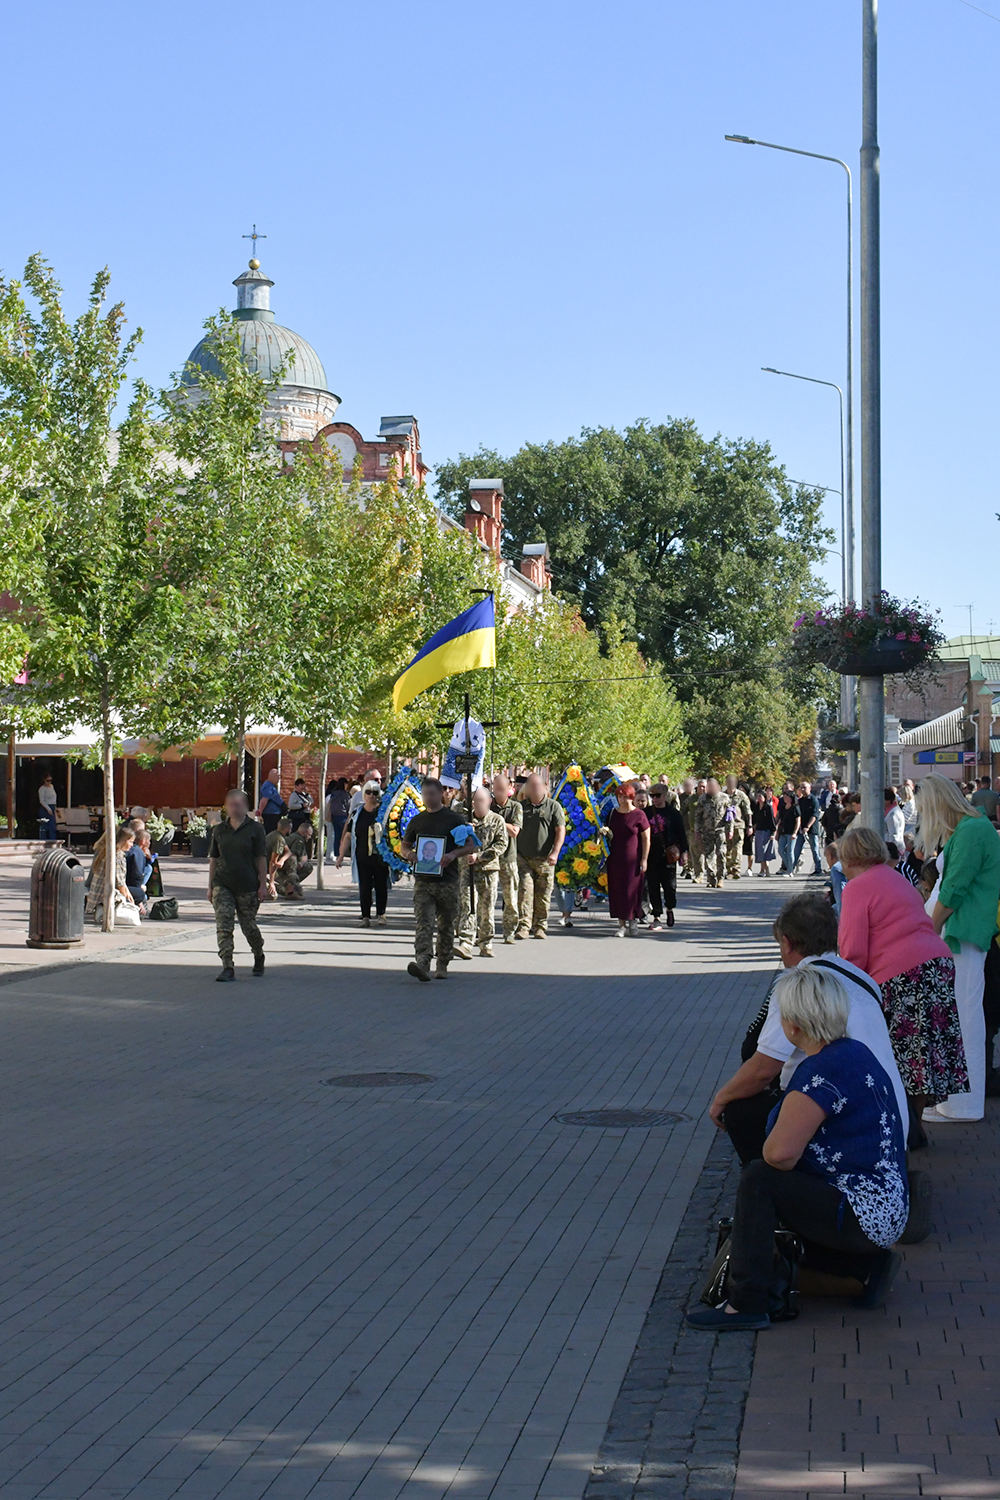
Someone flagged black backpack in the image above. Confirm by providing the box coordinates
[700,1217,802,1322]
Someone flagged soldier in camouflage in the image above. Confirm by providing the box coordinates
[695,777,729,889]
[724,774,753,880]
[680,777,706,884]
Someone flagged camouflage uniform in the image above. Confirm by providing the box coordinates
[266,831,303,899]
[457,810,509,955]
[725,787,753,879]
[212,887,263,968]
[491,797,523,940]
[413,880,461,972]
[695,791,729,888]
[680,793,704,883]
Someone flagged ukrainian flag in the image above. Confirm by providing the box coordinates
[393,596,496,712]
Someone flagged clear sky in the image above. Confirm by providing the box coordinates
[2,1,996,632]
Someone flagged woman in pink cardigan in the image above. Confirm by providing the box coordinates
[839,825,967,1137]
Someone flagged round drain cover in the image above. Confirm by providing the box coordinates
[554,1108,691,1128]
[323,1072,436,1088]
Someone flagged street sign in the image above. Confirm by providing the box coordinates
[914,750,972,764]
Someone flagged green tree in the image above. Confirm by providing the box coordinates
[160,313,298,787]
[0,258,191,924]
[435,419,832,774]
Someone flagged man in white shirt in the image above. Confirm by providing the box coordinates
[884,788,905,848]
[710,893,907,1162]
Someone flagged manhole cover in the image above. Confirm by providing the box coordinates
[323,1072,436,1088]
[554,1108,691,1128]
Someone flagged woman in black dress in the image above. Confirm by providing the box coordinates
[751,793,777,876]
[645,785,688,929]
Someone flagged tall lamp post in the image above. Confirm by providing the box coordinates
[725,134,854,612]
[762,365,855,786]
[859,0,882,831]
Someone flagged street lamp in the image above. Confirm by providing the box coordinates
[725,134,854,607]
[762,366,854,784]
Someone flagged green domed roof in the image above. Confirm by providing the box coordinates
[181,261,331,394]
[182,320,329,392]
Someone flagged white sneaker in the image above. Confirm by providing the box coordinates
[922,1104,983,1123]
[615,923,626,937]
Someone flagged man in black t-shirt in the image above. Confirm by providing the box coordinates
[793,781,823,875]
[400,777,467,981]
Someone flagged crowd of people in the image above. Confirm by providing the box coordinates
[686,768,1000,1330]
[79,760,1000,1327]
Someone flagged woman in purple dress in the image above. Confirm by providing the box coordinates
[607,782,651,937]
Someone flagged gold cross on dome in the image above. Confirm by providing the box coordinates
[242,224,267,256]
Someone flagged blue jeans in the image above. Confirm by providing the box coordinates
[39,809,58,841]
[777,833,796,873]
[793,825,821,872]
[556,887,575,915]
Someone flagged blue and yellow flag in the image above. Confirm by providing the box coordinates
[393,596,496,712]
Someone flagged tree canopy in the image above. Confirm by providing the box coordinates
[435,418,834,779]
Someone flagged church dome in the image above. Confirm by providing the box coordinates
[181,261,331,394]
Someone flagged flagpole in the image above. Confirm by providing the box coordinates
[464,691,475,918]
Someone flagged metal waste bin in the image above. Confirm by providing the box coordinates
[26,847,87,949]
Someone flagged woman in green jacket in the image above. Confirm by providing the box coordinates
[919,773,1000,1122]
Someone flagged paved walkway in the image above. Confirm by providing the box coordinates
[735,1103,1000,1500]
[0,868,779,1500]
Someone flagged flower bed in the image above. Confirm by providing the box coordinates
[553,765,609,892]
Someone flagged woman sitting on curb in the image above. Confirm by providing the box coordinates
[687,964,908,1331]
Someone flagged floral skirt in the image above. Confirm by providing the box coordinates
[881,955,967,1099]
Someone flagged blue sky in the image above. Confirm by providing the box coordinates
[3,1,996,633]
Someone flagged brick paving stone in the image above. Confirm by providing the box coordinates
[734,1100,1000,1499]
[0,871,785,1498]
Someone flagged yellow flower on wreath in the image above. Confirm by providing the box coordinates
[572,858,589,876]
[584,807,597,823]
[583,839,601,855]
[597,872,608,889]
[566,765,582,783]
[556,870,570,885]
[575,785,589,802]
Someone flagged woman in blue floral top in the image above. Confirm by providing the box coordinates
[688,964,909,1330]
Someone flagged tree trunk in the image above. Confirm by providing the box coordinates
[238,711,247,798]
[316,744,328,890]
[101,692,116,932]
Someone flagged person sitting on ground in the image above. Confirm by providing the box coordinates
[266,817,304,900]
[125,829,156,913]
[687,964,908,1331]
[86,827,138,919]
[286,821,314,881]
[709,893,906,1164]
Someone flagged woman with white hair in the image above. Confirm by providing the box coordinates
[917,773,1000,1123]
[687,964,908,1331]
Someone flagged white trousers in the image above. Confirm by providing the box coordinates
[939,941,987,1119]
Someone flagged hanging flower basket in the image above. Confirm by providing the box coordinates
[789,593,943,681]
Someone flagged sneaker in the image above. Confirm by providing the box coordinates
[922,1104,983,1123]
[560,914,572,927]
[685,1304,770,1332]
[614,923,626,938]
[479,946,494,958]
[853,1249,902,1309]
[216,967,236,983]
[407,960,432,983]
[531,928,547,940]
[252,955,265,977]
[376,914,387,926]
[435,964,449,980]
[359,917,371,927]
[627,920,637,936]
[666,910,675,928]
[649,920,663,933]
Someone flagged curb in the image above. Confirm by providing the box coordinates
[0,922,210,990]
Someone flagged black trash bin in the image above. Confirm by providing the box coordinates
[26,847,87,949]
